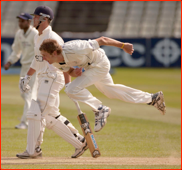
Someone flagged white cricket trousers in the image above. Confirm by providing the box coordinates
[65,54,152,111]
[20,64,37,123]
[26,71,82,155]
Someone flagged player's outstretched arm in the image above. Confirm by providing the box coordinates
[95,36,134,55]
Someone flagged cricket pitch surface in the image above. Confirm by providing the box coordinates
[1,157,181,165]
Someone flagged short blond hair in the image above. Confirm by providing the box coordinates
[39,39,62,55]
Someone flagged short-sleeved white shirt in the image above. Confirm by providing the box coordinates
[30,26,64,75]
[52,39,105,72]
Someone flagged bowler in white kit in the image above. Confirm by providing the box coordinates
[39,37,166,132]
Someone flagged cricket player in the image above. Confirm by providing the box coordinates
[39,37,166,132]
[4,13,38,129]
[16,6,88,159]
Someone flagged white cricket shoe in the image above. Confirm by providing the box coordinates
[148,91,166,115]
[71,138,88,158]
[16,147,42,159]
[94,105,111,132]
[15,122,28,129]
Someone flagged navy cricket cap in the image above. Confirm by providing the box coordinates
[16,13,33,20]
[31,6,54,20]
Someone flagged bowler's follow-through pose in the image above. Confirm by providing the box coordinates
[17,6,88,159]
[4,13,38,129]
[39,37,166,132]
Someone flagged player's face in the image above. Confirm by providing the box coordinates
[33,15,40,27]
[41,50,54,64]
[18,18,29,29]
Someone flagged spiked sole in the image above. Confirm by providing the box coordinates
[16,153,42,159]
[158,92,166,115]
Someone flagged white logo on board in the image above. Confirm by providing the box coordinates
[152,38,180,67]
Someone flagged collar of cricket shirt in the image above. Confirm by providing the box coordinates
[42,25,52,35]
[61,50,69,65]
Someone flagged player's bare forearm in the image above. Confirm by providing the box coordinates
[63,72,71,84]
[96,36,124,48]
[95,36,134,55]
[67,67,82,77]
[27,67,36,76]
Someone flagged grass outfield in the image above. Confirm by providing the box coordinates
[1,68,181,169]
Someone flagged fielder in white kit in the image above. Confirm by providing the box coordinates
[16,6,88,159]
[39,37,166,132]
[4,13,38,129]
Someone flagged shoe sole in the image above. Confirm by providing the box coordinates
[16,153,42,159]
[158,91,166,115]
[15,127,27,129]
[71,141,89,158]
[94,107,111,132]
[83,142,89,151]
[71,149,85,158]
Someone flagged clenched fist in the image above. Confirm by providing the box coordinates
[123,43,134,55]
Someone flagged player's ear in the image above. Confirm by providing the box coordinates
[53,50,57,56]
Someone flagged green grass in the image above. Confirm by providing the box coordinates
[1,68,181,169]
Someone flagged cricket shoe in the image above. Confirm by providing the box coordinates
[16,147,42,159]
[71,138,88,158]
[94,105,111,132]
[148,91,166,115]
[15,122,28,129]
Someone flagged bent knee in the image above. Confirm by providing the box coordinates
[65,84,81,95]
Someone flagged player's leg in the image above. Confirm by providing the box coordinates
[44,72,88,157]
[38,72,88,158]
[16,72,87,158]
[16,100,43,159]
[65,61,112,132]
[65,66,112,132]
[58,114,85,142]
[65,68,105,111]
[16,72,57,159]
[95,73,152,103]
[94,72,166,114]
[46,114,88,158]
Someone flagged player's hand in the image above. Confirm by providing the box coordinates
[123,43,134,55]
[19,75,31,93]
[75,68,82,77]
[4,62,11,70]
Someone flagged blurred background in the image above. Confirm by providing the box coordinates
[1,1,181,73]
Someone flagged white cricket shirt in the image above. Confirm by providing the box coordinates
[30,26,64,75]
[7,25,38,65]
[52,39,106,72]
